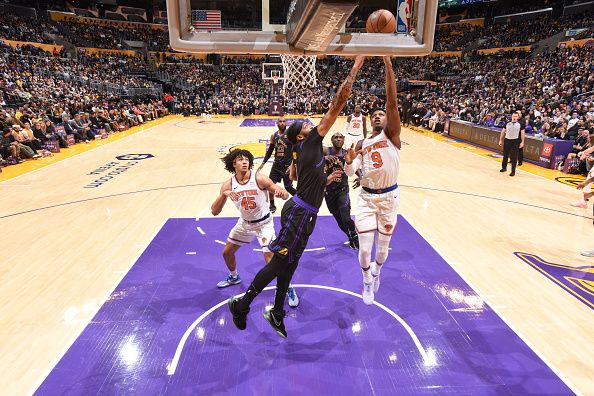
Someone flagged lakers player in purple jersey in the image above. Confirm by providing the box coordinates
[228,55,366,338]
[258,117,296,213]
[324,132,359,249]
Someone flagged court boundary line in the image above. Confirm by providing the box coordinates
[28,217,169,396]
[405,216,582,395]
[2,183,591,221]
[0,182,221,219]
[166,283,430,376]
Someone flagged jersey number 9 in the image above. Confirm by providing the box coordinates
[371,152,383,169]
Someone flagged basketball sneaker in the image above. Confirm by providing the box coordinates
[217,274,241,288]
[228,297,249,330]
[371,262,380,293]
[580,249,594,257]
[287,286,299,308]
[362,282,374,305]
[264,309,287,338]
[349,234,360,250]
[571,200,588,209]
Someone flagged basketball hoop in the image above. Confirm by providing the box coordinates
[280,54,317,91]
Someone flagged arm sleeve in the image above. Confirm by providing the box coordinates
[345,155,362,177]
[262,137,275,163]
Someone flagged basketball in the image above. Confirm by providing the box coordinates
[366,9,396,33]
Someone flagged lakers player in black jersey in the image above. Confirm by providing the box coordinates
[324,132,359,250]
[258,117,296,213]
[228,55,366,338]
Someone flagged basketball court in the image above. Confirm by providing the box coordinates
[2,0,594,394]
[1,115,593,395]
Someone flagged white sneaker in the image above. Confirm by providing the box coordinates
[362,282,374,305]
[371,262,380,293]
[580,249,594,257]
[571,200,588,209]
[287,286,299,308]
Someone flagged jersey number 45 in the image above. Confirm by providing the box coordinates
[241,196,257,210]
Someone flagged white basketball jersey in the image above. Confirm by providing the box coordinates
[347,114,364,136]
[359,131,400,190]
[231,171,269,221]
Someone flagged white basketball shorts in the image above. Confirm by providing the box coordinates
[355,189,400,236]
[227,217,275,252]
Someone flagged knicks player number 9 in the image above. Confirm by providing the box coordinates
[241,197,256,210]
[371,151,383,168]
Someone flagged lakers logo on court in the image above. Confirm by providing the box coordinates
[516,252,594,310]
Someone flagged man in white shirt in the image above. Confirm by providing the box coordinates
[499,113,525,177]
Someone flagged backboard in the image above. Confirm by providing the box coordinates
[166,0,438,56]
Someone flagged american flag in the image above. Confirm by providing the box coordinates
[191,10,222,30]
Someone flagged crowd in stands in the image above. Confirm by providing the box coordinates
[1,8,594,174]
[0,14,56,44]
[0,43,168,166]
[477,12,594,49]
[433,23,483,52]
[2,8,594,54]
[55,19,170,51]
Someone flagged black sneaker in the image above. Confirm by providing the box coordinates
[349,235,359,250]
[510,171,515,177]
[228,297,249,330]
[263,310,287,338]
[499,168,506,172]
[270,205,277,214]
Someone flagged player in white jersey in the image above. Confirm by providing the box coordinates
[211,149,299,307]
[344,105,367,149]
[345,56,401,305]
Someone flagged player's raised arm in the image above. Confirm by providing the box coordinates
[318,55,366,137]
[211,179,233,216]
[383,56,401,148]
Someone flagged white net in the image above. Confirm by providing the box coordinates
[280,54,317,91]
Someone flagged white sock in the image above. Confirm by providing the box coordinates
[230,270,238,277]
[358,232,375,283]
[372,262,382,277]
[362,266,373,284]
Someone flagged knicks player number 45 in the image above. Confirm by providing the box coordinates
[241,197,257,210]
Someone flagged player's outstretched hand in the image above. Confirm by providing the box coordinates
[352,178,361,189]
[577,182,587,190]
[345,143,359,164]
[329,170,342,182]
[383,56,392,66]
[275,188,289,200]
[223,190,240,201]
